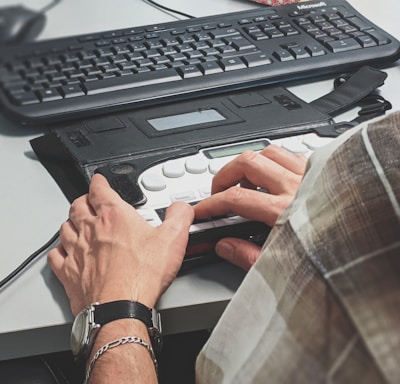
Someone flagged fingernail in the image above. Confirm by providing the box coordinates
[215,241,234,258]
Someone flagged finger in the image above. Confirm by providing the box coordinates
[47,245,66,280]
[87,173,126,214]
[211,150,302,196]
[260,144,307,175]
[194,187,290,227]
[58,219,78,255]
[215,238,261,271]
[161,202,194,241]
[68,194,95,227]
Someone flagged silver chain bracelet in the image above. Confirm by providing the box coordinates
[84,336,158,384]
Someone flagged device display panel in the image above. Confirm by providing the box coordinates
[203,140,269,159]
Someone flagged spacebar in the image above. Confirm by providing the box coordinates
[83,69,183,95]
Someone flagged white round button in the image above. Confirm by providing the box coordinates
[141,173,166,191]
[209,158,226,175]
[185,156,208,174]
[163,160,185,178]
[281,139,308,154]
[302,134,331,150]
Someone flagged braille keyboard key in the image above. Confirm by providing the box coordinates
[83,69,182,94]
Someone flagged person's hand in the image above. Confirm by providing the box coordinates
[48,174,194,315]
[194,144,306,270]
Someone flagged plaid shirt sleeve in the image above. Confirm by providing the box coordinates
[196,112,400,384]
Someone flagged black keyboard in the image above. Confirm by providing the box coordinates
[1,0,399,125]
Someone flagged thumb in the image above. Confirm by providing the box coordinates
[215,238,261,271]
[163,201,194,232]
[161,202,195,252]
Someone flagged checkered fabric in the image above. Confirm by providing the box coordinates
[196,112,400,383]
[248,0,301,6]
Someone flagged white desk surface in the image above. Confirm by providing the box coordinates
[0,0,399,360]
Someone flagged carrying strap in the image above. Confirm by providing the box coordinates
[311,66,392,137]
[310,66,388,116]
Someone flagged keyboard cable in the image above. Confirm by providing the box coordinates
[0,231,60,290]
[39,0,63,14]
[0,0,191,291]
[143,0,195,19]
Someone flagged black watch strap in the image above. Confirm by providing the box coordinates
[94,300,153,328]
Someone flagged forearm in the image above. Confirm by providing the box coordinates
[87,319,158,384]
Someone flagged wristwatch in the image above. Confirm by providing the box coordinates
[71,300,162,361]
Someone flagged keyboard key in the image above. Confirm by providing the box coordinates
[289,46,310,59]
[83,69,182,94]
[141,173,166,191]
[273,49,294,61]
[229,36,256,51]
[281,139,308,154]
[281,27,299,36]
[367,29,390,45]
[210,28,240,39]
[302,134,332,150]
[305,45,326,56]
[199,61,223,75]
[59,84,85,98]
[266,29,284,38]
[0,0,398,124]
[220,57,247,70]
[185,50,204,59]
[347,16,370,31]
[170,190,197,202]
[241,53,272,67]
[177,65,203,78]
[7,85,25,94]
[356,35,377,48]
[325,38,362,52]
[9,92,40,105]
[37,88,63,102]
[163,160,185,178]
[185,156,208,174]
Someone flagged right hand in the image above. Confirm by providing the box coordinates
[48,174,194,315]
[194,144,306,270]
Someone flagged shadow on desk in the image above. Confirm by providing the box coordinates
[0,114,50,137]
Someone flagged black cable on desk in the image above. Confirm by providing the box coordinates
[0,231,60,290]
[143,0,195,19]
[39,0,62,14]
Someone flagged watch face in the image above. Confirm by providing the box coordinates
[71,309,90,356]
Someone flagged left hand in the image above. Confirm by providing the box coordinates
[48,174,194,315]
[194,144,306,270]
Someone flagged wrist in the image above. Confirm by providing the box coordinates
[96,283,161,309]
[89,319,150,360]
[85,320,158,384]
[71,300,162,364]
